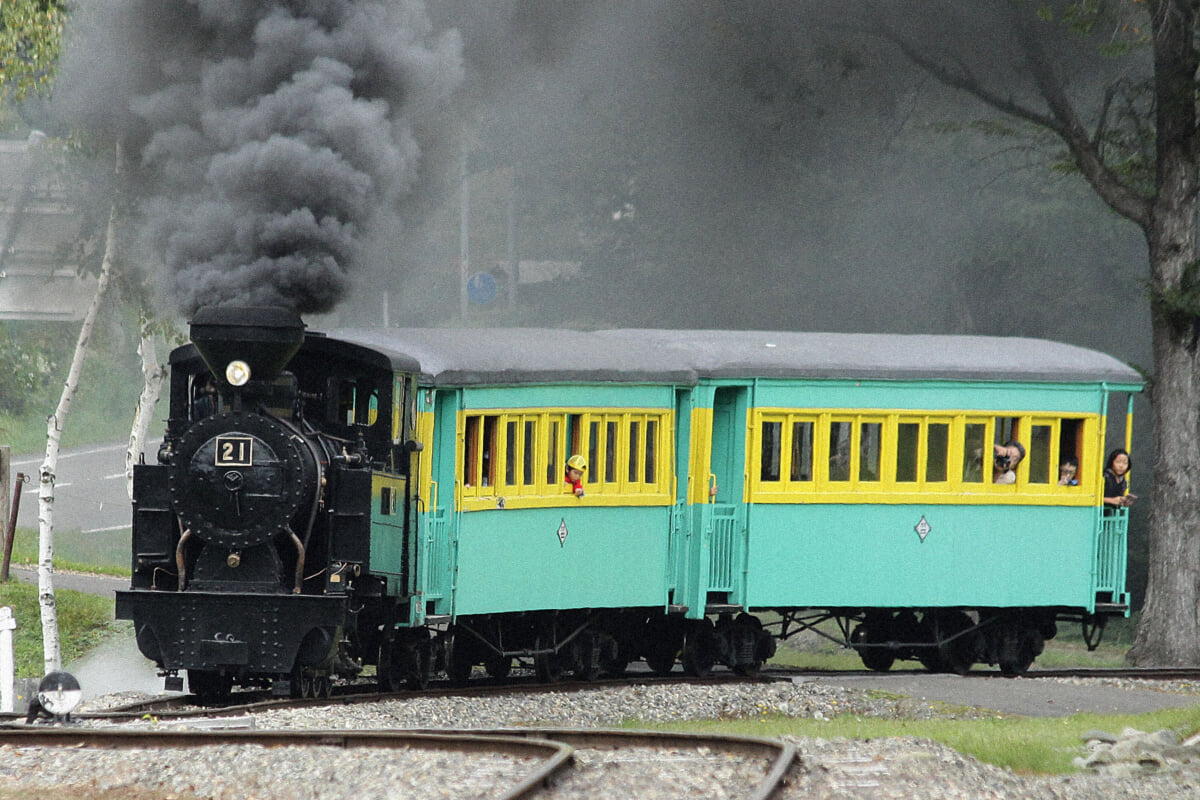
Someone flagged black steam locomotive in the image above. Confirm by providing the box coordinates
[116,306,422,698]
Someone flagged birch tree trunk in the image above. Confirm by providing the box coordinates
[37,200,118,675]
[125,315,168,500]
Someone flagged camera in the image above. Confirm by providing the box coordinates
[994,454,1011,470]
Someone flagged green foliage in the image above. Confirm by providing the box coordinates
[0,579,113,678]
[0,321,71,416]
[0,0,67,105]
[6,525,130,574]
[644,704,1200,775]
[0,303,145,456]
[1149,259,1200,335]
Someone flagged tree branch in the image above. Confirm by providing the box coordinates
[880,12,1153,230]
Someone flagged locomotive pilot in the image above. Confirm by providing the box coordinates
[564,454,586,496]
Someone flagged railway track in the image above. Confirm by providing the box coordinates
[0,725,796,800]
[59,668,781,721]
[21,663,1197,723]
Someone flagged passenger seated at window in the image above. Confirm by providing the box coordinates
[564,454,586,497]
[1058,457,1079,486]
[992,440,1024,484]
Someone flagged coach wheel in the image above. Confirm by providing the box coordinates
[484,654,512,679]
[188,669,233,702]
[445,631,475,687]
[534,632,565,683]
[998,625,1043,677]
[924,611,975,676]
[851,622,896,673]
[600,635,631,678]
[573,631,603,681]
[681,619,717,678]
[643,615,681,675]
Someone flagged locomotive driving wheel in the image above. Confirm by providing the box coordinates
[188,669,233,702]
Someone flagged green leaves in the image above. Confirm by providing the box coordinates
[0,0,67,104]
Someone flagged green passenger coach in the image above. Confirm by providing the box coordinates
[332,327,1141,679]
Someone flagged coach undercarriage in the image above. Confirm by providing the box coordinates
[774,606,1115,676]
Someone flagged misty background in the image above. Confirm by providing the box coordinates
[3,2,1155,597]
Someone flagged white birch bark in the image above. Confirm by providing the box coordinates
[125,315,168,500]
[37,200,118,675]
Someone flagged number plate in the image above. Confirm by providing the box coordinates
[215,436,253,467]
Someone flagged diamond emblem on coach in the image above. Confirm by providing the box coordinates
[914,515,932,542]
[557,518,568,547]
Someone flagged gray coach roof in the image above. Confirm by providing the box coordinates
[326,327,1143,388]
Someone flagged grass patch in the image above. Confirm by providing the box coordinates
[0,579,115,678]
[5,526,130,577]
[633,705,1200,775]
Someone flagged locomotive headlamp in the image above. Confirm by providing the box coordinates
[225,359,252,387]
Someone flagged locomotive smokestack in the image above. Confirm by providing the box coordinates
[189,306,305,387]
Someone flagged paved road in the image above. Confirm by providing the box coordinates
[805,671,1200,717]
[8,442,140,534]
[9,566,126,599]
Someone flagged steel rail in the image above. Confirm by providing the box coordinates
[0,727,574,800]
[421,727,798,800]
[67,670,780,721]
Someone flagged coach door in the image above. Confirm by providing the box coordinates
[699,385,748,610]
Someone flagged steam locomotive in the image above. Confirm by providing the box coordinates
[117,306,1140,697]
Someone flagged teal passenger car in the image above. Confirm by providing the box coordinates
[120,314,1141,697]
[334,327,1140,679]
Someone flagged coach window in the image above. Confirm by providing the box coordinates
[961,421,987,483]
[546,419,563,483]
[791,420,814,481]
[760,420,782,481]
[1058,418,1083,485]
[628,419,640,482]
[926,422,949,482]
[828,420,852,482]
[859,421,882,482]
[895,421,919,483]
[604,420,619,482]
[644,418,658,483]
[1027,422,1053,484]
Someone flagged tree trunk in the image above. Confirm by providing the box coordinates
[125,314,168,500]
[37,202,117,674]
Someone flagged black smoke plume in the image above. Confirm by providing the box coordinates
[54,0,461,315]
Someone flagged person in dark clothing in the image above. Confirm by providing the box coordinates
[1103,448,1135,509]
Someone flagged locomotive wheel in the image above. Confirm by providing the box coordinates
[188,670,233,701]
